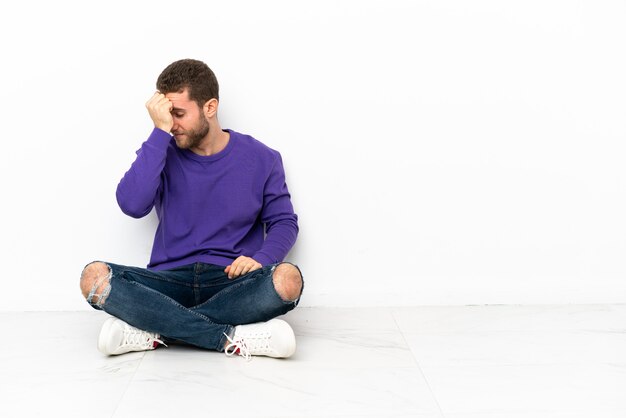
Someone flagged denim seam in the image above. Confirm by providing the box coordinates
[193,266,201,306]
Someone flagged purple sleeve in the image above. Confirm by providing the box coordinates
[116,128,171,218]
[252,154,299,265]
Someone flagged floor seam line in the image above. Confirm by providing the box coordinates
[109,352,146,418]
[391,308,447,418]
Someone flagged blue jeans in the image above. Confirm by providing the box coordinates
[83,261,303,351]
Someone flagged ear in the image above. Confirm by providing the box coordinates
[203,98,219,119]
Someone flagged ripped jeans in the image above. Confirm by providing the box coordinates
[82,261,303,351]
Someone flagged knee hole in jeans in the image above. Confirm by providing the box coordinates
[272,263,303,302]
[80,261,112,307]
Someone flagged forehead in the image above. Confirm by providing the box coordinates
[165,89,197,110]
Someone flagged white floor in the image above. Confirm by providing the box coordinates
[1,305,625,417]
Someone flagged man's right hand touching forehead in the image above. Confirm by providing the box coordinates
[145,92,174,133]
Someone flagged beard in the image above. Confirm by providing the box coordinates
[174,116,210,149]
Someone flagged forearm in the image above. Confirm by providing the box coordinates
[253,152,299,264]
[253,215,299,265]
[116,128,171,218]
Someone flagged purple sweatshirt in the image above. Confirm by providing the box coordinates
[116,128,298,271]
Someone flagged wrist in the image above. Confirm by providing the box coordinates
[155,124,172,133]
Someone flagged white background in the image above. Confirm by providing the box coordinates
[0,0,624,311]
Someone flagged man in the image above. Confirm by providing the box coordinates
[79,59,303,360]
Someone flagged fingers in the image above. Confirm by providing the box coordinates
[226,256,262,279]
[145,92,174,132]
[144,91,160,107]
[145,92,168,110]
[229,257,249,279]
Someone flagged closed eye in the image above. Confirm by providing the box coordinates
[171,107,186,118]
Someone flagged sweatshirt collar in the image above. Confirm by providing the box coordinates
[180,129,235,163]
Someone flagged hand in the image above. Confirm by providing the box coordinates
[145,92,174,132]
[225,256,262,279]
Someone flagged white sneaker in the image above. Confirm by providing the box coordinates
[98,317,166,355]
[224,319,296,360]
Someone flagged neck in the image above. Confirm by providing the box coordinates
[190,121,229,156]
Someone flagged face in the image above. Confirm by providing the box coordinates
[166,89,209,149]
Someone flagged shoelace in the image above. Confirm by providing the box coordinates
[224,333,252,360]
[121,324,166,350]
[224,330,273,361]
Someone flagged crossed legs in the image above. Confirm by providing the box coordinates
[79,260,303,355]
